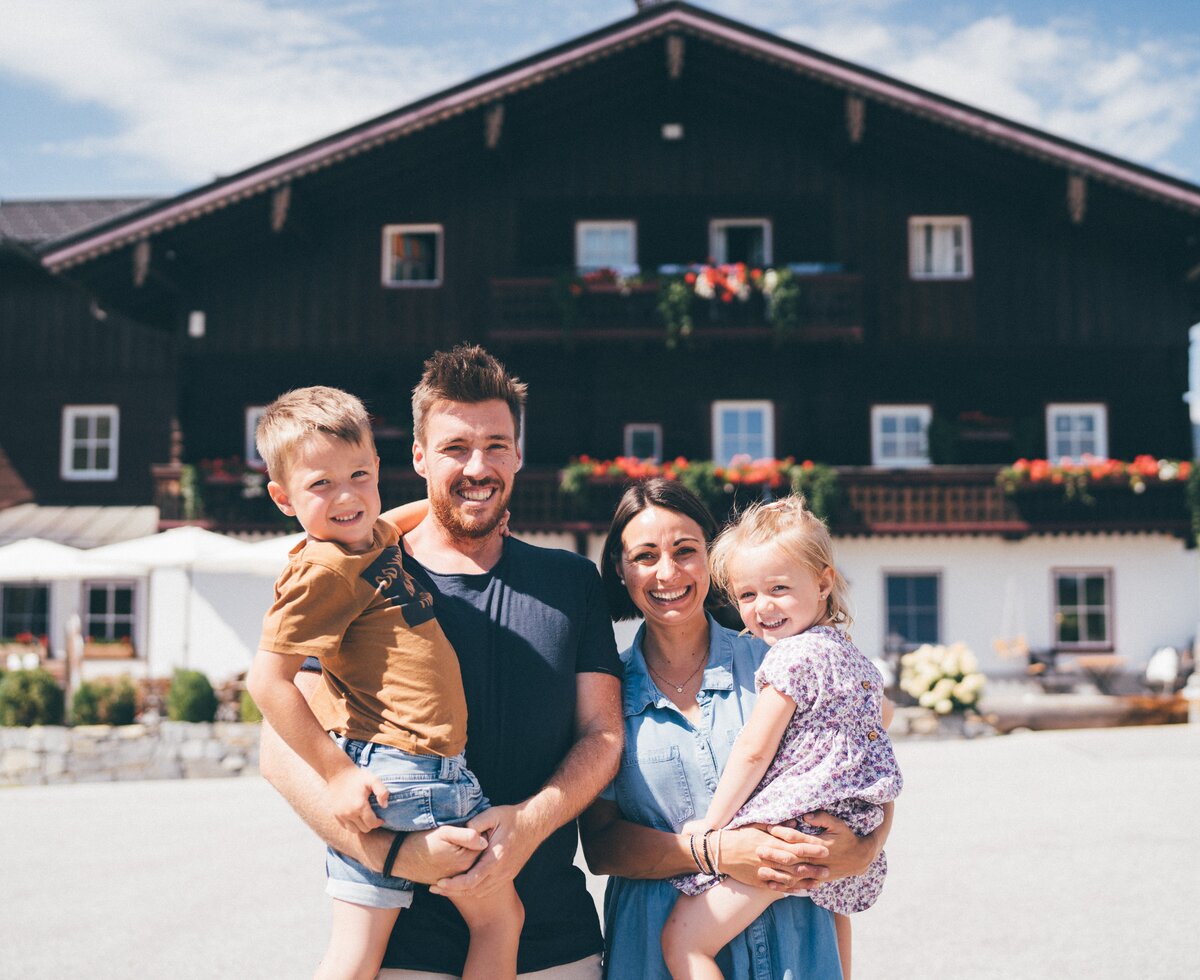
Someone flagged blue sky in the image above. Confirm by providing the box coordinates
[1,0,1198,200]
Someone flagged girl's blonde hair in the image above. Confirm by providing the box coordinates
[709,495,852,628]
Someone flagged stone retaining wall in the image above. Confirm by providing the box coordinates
[0,721,260,786]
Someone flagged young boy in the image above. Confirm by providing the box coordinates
[246,385,523,980]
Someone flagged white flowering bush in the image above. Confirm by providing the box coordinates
[899,642,986,715]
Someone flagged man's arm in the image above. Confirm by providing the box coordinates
[432,671,623,899]
[257,669,487,882]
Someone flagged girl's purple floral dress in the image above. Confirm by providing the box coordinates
[674,625,902,914]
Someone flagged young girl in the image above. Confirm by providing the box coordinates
[660,496,902,980]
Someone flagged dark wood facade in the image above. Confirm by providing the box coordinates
[29,2,1200,529]
[0,243,177,505]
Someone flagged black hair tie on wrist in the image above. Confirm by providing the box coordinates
[382,831,407,878]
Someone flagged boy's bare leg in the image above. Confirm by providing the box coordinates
[834,912,852,979]
[661,880,781,980]
[448,881,525,980]
[317,900,400,980]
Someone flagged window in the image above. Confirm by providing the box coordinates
[61,405,118,480]
[908,216,972,279]
[709,219,772,266]
[1,584,49,641]
[575,221,637,274]
[85,582,136,642]
[624,423,663,462]
[1046,403,1107,462]
[382,224,443,286]
[871,404,932,468]
[711,401,774,465]
[245,406,267,469]
[1053,570,1111,649]
[884,574,940,651]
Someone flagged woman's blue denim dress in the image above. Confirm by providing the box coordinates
[601,617,842,980]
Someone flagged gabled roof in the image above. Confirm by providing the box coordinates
[41,0,1200,271]
[0,444,34,512]
[1,198,158,246]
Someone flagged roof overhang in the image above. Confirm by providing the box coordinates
[41,1,1200,272]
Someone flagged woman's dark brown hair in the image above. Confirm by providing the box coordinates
[600,478,719,622]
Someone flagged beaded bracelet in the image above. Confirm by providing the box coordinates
[700,829,715,875]
[687,833,706,874]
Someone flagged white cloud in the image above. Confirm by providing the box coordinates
[775,6,1200,174]
[0,0,471,185]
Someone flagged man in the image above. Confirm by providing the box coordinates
[260,345,624,978]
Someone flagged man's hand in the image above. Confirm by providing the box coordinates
[430,804,541,900]
[324,767,388,834]
[679,819,708,836]
[802,810,880,879]
[718,823,830,893]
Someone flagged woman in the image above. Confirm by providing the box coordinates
[579,479,892,979]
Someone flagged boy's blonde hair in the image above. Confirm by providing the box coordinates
[709,495,852,628]
[255,386,375,482]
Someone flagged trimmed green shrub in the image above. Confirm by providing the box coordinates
[239,688,263,723]
[71,681,104,725]
[0,668,65,727]
[74,677,140,726]
[107,677,138,726]
[166,669,218,723]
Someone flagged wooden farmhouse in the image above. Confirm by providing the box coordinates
[7,0,1200,680]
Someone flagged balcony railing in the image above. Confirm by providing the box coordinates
[153,465,1190,538]
[487,273,864,343]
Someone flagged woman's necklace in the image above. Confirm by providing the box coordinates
[646,655,706,694]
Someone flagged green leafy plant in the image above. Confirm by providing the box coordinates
[72,677,138,726]
[166,669,218,723]
[657,279,694,349]
[0,668,65,727]
[239,688,263,723]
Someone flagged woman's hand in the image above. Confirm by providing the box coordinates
[718,823,831,892]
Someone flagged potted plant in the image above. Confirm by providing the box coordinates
[899,642,986,735]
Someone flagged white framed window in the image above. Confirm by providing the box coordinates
[1046,403,1107,462]
[871,404,932,468]
[908,216,972,280]
[1053,569,1112,650]
[382,224,443,287]
[0,584,49,642]
[575,220,638,274]
[245,406,267,469]
[61,405,118,481]
[711,401,774,465]
[85,581,136,643]
[709,218,772,266]
[884,573,940,652]
[624,423,663,462]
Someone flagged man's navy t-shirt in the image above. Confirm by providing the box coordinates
[376,537,622,974]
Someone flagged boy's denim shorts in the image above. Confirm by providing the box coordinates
[324,735,488,909]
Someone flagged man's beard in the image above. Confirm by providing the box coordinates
[429,479,511,540]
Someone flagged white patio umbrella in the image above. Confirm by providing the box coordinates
[0,537,147,581]
[192,531,304,577]
[87,527,255,669]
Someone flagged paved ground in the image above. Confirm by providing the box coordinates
[2,724,1197,979]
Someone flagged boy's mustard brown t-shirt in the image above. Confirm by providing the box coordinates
[258,518,467,757]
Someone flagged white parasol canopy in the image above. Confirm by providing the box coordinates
[0,537,147,582]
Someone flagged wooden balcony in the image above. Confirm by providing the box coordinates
[487,273,864,343]
[153,466,1189,538]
